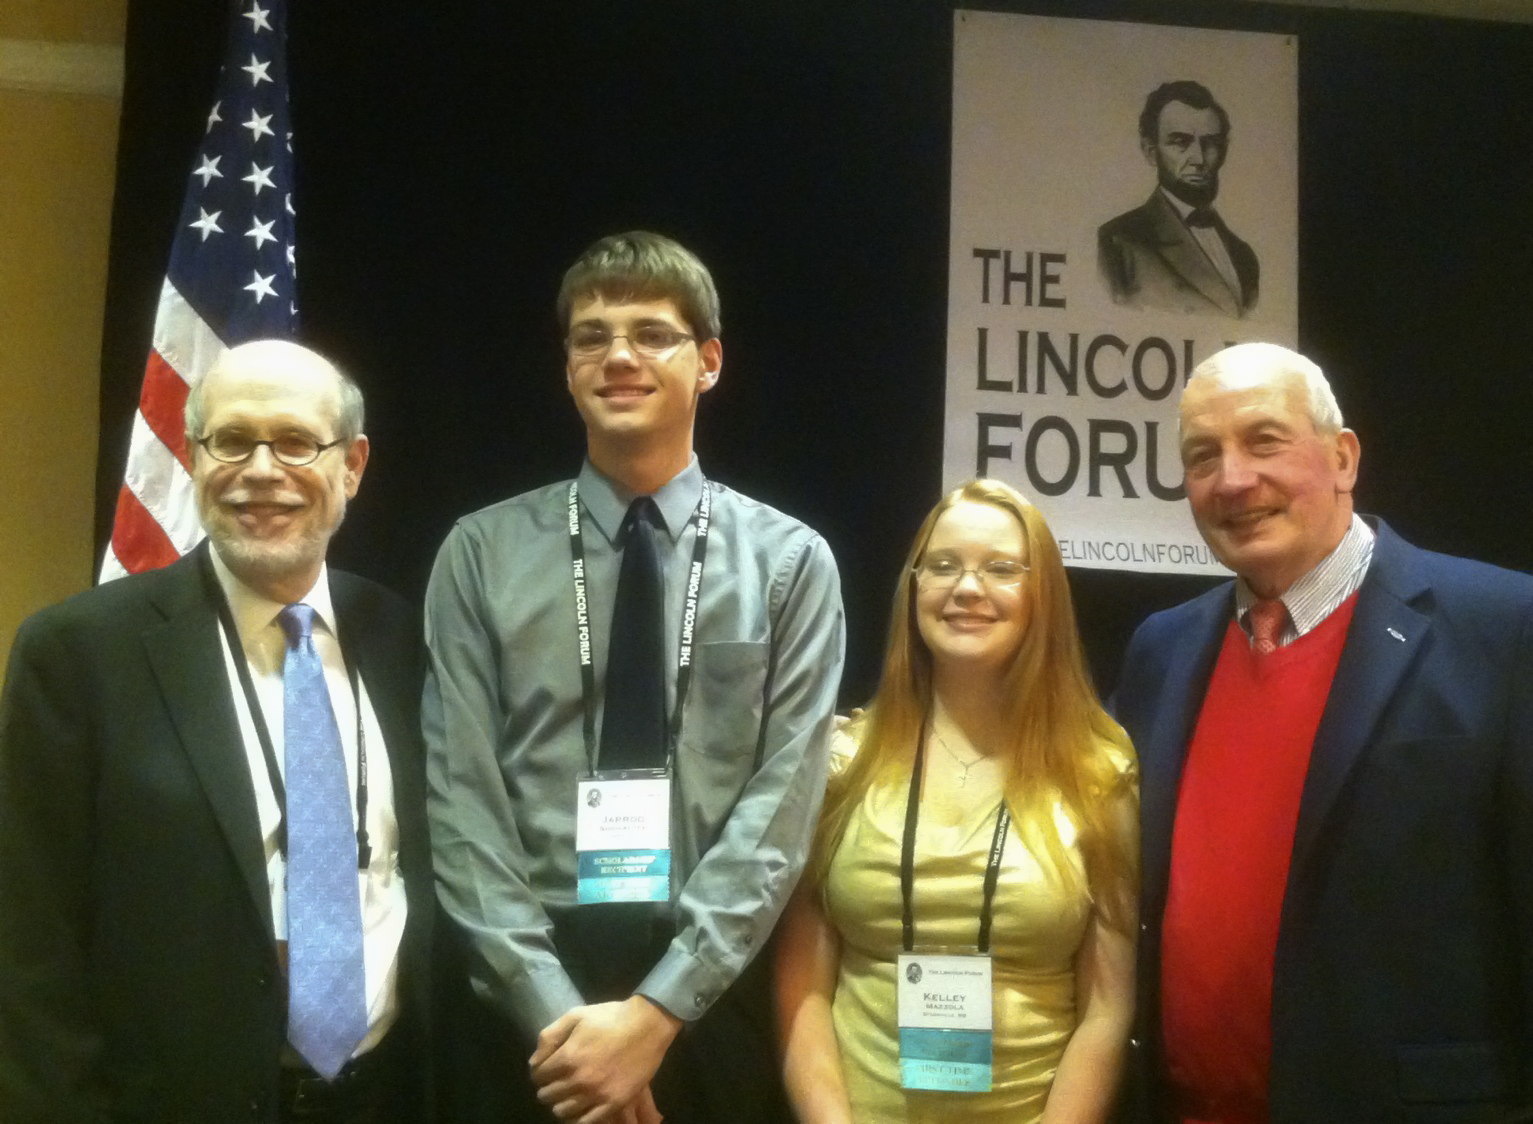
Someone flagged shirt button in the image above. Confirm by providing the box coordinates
[742,934,754,948]
[694,993,707,1009]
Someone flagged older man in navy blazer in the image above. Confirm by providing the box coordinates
[1113,343,1533,1123]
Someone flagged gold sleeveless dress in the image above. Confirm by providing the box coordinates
[823,765,1095,1122]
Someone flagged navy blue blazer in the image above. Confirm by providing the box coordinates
[1112,520,1533,1123]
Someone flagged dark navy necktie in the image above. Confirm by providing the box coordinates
[599,497,668,771]
[278,604,368,1079]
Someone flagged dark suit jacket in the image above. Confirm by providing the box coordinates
[0,544,435,1123]
[1098,190,1259,317]
[1111,521,1533,1122]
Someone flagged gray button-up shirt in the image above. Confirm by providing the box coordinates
[424,459,845,1038]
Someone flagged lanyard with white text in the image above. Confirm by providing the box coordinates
[567,479,712,775]
[200,550,371,867]
[900,724,1010,953]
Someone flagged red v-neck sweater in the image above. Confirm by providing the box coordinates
[1160,594,1359,1124]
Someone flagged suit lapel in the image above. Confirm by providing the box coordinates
[331,576,399,750]
[1145,192,1240,316]
[142,548,274,938]
[330,574,424,856]
[330,571,433,1010]
[1141,588,1232,915]
[1212,218,1256,307]
[1289,525,1429,876]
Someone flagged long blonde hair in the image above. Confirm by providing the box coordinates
[811,480,1138,929]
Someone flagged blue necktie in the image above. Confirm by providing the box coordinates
[279,604,368,1079]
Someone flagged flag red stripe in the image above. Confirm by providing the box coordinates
[109,484,181,574]
[138,350,193,470]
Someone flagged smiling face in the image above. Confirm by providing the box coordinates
[914,501,1031,677]
[191,343,368,602]
[564,294,720,472]
[1180,367,1359,599]
[1143,100,1227,208]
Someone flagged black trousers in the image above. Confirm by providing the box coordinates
[438,910,791,1124]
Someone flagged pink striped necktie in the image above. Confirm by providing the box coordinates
[1249,599,1289,656]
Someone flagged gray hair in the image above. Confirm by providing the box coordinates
[184,341,365,445]
[1183,342,1344,437]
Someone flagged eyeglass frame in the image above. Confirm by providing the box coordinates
[911,557,1031,593]
[564,325,698,361]
[193,432,347,467]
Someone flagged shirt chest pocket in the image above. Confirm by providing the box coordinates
[680,639,769,760]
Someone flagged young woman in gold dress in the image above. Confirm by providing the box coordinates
[777,479,1138,1123]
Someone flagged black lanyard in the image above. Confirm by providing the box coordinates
[567,479,712,775]
[900,724,1010,954]
[201,551,371,868]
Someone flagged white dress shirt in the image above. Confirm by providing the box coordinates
[1235,514,1376,648]
[210,550,407,1055]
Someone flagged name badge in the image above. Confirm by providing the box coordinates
[896,953,993,1092]
[575,773,672,904]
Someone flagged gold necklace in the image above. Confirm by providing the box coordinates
[934,731,984,788]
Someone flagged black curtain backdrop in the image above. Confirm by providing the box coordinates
[98,0,1533,706]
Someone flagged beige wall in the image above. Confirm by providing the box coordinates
[0,0,126,680]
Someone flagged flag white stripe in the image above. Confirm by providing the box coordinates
[98,545,128,583]
[153,278,229,386]
[98,281,224,583]
[120,413,205,555]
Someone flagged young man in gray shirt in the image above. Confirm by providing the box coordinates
[424,231,845,1124]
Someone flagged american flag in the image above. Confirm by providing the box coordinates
[100,0,297,581]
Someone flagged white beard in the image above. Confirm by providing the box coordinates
[204,496,347,596]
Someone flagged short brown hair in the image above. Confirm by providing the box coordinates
[556,230,722,341]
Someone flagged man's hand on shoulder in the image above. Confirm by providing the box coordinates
[529,995,681,1122]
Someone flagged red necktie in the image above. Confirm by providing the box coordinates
[1248,599,1288,656]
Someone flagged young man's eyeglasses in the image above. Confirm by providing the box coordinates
[195,430,345,466]
[566,323,696,360]
[913,556,1030,593]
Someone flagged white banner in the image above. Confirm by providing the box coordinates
[946,11,1298,575]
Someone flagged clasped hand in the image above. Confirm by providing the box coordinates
[530,995,682,1124]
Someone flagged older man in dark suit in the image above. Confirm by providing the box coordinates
[0,341,434,1123]
[1112,342,1533,1122]
[1098,81,1259,318]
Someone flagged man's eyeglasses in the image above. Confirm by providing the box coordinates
[195,430,345,466]
[566,323,696,360]
[913,556,1030,593]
